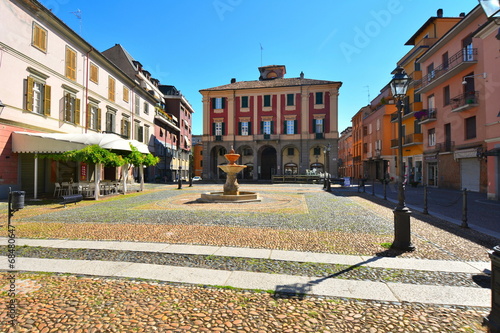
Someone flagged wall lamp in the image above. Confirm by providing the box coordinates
[478,0,500,19]
[462,73,487,85]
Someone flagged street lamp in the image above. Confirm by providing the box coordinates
[389,66,414,251]
[324,143,331,191]
[478,0,500,19]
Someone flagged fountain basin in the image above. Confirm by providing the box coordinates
[199,191,260,203]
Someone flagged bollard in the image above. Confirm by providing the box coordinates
[423,184,428,215]
[485,246,500,332]
[372,179,375,196]
[383,180,387,200]
[461,188,468,228]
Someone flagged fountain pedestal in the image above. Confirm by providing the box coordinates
[199,148,260,203]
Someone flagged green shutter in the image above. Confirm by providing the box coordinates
[212,98,216,109]
[294,120,298,134]
[271,121,274,134]
[322,120,325,133]
[284,121,287,134]
[43,85,51,115]
[221,98,225,109]
[222,122,225,135]
[238,122,242,135]
[212,122,216,135]
[261,121,264,134]
[248,122,252,135]
[312,119,316,133]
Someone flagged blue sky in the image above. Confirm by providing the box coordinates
[41,0,477,135]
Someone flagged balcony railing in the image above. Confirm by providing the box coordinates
[451,91,479,112]
[390,133,423,148]
[417,48,478,93]
[415,108,437,124]
[436,141,454,152]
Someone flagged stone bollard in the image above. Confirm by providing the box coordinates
[485,246,500,332]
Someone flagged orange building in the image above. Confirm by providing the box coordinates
[338,127,352,178]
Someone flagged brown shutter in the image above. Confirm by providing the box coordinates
[65,93,71,121]
[43,85,51,115]
[26,77,34,111]
[86,104,91,128]
[97,108,101,131]
[75,98,81,125]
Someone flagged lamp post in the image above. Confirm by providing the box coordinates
[389,66,414,251]
[178,165,182,189]
[324,143,331,191]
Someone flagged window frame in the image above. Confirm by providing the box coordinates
[315,92,324,105]
[263,95,271,107]
[90,63,99,84]
[465,116,476,140]
[241,96,249,108]
[32,22,47,52]
[65,46,77,81]
[63,91,80,124]
[286,94,295,106]
[428,128,436,147]
[87,103,101,131]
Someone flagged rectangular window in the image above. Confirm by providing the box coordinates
[263,120,271,134]
[287,94,295,106]
[465,116,476,140]
[427,63,435,82]
[135,95,140,115]
[87,104,101,131]
[241,122,249,136]
[314,119,324,134]
[90,63,99,83]
[121,117,131,139]
[215,122,223,136]
[428,128,436,147]
[314,147,321,156]
[144,102,149,115]
[106,111,115,133]
[241,96,249,108]
[286,120,295,134]
[443,86,450,106]
[123,87,129,103]
[65,46,77,81]
[263,95,271,107]
[213,97,224,109]
[64,92,80,124]
[144,125,150,144]
[108,76,115,102]
[26,76,51,116]
[315,92,324,105]
[135,122,143,142]
[32,23,47,52]
[287,148,294,156]
[427,94,435,109]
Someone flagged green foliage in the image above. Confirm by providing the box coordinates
[38,144,159,167]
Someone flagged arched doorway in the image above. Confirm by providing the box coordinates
[260,146,277,180]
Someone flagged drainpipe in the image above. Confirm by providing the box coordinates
[84,48,94,133]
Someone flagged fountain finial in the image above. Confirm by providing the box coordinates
[230,145,235,154]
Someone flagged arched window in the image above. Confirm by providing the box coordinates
[310,163,324,174]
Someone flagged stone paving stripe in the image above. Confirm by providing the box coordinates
[270,249,364,265]
[113,263,232,285]
[387,282,491,307]
[213,247,271,259]
[360,256,488,274]
[161,244,221,255]
[1,256,490,306]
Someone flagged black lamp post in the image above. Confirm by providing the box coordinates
[324,143,331,191]
[389,66,414,251]
[177,165,182,189]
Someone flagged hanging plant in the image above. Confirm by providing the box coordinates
[123,144,160,166]
[39,145,125,167]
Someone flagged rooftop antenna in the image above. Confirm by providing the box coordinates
[364,85,370,104]
[259,43,263,66]
[70,9,82,34]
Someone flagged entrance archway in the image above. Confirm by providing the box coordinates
[260,146,277,180]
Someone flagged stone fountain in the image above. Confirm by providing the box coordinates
[199,148,260,203]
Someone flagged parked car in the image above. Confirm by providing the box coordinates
[192,176,202,181]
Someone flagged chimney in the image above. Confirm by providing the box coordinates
[300,71,304,79]
[437,8,443,17]
[459,12,465,17]
[230,78,236,84]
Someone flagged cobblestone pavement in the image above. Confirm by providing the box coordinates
[0,183,496,332]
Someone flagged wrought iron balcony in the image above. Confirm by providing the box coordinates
[416,108,437,124]
[451,91,479,112]
[436,141,454,152]
[390,133,423,148]
[417,48,478,94]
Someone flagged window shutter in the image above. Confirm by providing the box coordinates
[121,119,125,135]
[271,121,274,134]
[294,120,298,134]
[26,77,34,111]
[222,122,225,135]
[248,122,252,135]
[138,126,144,142]
[312,119,316,133]
[284,121,287,134]
[75,98,81,125]
[212,98,216,109]
[212,122,216,135]
[43,85,51,115]
[322,120,325,133]
[65,93,71,121]
[86,104,91,127]
[261,121,264,134]
[97,108,102,131]
[221,98,226,109]
[238,122,242,135]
